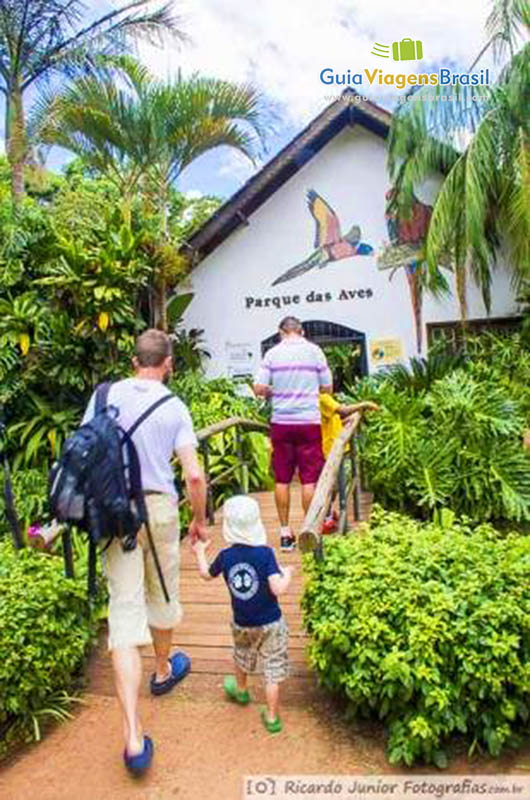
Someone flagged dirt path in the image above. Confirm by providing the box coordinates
[1,682,530,800]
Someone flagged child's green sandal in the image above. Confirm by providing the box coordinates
[260,707,283,734]
[223,675,251,705]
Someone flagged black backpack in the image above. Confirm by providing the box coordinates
[50,382,174,599]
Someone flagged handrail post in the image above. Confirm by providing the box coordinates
[62,527,75,579]
[299,412,361,553]
[351,432,361,523]
[201,440,215,526]
[337,456,348,534]
[235,425,249,495]
[358,429,367,492]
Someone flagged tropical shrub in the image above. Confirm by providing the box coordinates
[323,343,363,389]
[0,161,223,471]
[0,541,98,758]
[0,467,49,539]
[369,351,466,395]
[302,506,530,767]
[464,331,530,422]
[352,348,530,522]
[172,326,211,373]
[172,374,273,505]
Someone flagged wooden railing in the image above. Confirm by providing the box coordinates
[30,409,371,583]
[299,412,364,554]
[194,416,270,525]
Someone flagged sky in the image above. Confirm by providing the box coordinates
[136,0,497,199]
[8,0,503,201]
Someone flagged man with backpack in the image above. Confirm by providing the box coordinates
[81,329,207,774]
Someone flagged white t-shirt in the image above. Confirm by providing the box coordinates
[255,338,332,425]
[82,377,198,497]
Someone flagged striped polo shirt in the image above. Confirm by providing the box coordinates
[255,338,332,425]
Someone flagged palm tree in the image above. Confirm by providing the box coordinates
[35,59,267,329]
[387,0,530,323]
[0,0,183,202]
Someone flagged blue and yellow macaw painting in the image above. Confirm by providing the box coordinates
[377,187,433,353]
[272,190,373,286]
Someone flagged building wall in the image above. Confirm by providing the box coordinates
[183,125,518,378]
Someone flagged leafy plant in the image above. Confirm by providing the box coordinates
[0,467,49,538]
[172,326,211,373]
[376,351,467,394]
[352,344,530,522]
[323,343,362,390]
[0,540,98,758]
[8,394,79,468]
[171,374,273,507]
[302,506,530,767]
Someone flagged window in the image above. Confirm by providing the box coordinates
[427,317,523,353]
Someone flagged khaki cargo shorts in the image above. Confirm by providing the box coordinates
[104,493,182,650]
[231,616,289,684]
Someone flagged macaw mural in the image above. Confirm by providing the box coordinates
[377,187,433,353]
[272,190,373,286]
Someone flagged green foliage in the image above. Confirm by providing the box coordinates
[172,374,273,505]
[172,327,211,373]
[8,395,80,468]
[323,343,362,390]
[0,467,49,538]
[0,540,98,758]
[302,507,530,766]
[0,156,226,471]
[374,352,466,395]
[353,340,530,522]
[464,330,530,421]
[388,16,530,315]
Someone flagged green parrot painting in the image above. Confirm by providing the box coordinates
[377,188,433,353]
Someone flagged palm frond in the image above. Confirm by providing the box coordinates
[486,0,530,62]
[19,1,186,91]
[33,66,268,198]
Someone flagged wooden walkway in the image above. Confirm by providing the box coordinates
[87,490,371,700]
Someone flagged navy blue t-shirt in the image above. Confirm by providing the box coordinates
[209,544,282,627]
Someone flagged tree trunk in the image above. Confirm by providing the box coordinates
[153,273,167,331]
[6,84,26,204]
[153,181,170,332]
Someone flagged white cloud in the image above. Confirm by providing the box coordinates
[140,0,497,129]
[136,0,512,188]
[216,148,261,182]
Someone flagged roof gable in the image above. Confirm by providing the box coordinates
[183,89,391,264]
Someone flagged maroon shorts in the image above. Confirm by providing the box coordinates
[270,423,325,485]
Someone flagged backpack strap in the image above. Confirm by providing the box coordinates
[95,382,112,415]
[125,394,175,439]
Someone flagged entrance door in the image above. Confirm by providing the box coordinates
[261,319,368,383]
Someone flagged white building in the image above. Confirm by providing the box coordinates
[180,91,519,378]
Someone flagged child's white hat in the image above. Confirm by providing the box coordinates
[222,495,267,547]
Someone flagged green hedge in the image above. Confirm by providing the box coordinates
[0,541,98,757]
[302,507,530,767]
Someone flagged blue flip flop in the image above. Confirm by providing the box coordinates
[150,651,191,696]
[123,735,154,775]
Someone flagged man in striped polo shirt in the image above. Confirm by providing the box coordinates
[254,317,332,551]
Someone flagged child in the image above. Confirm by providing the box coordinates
[192,495,293,733]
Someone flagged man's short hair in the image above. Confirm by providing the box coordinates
[279,316,303,334]
[135,329,172,367]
